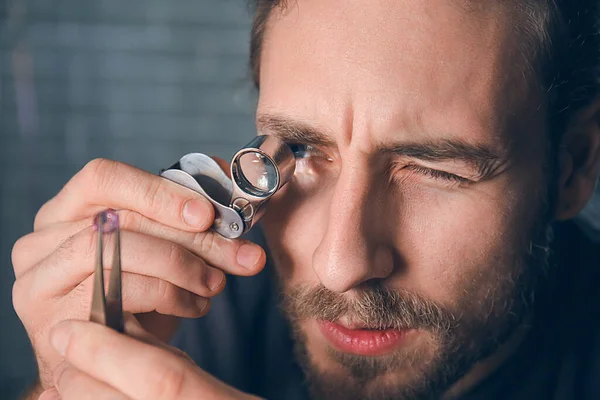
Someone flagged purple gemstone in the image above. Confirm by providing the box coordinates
[94,209,120,233]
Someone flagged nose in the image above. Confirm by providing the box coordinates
[312,159,394,293]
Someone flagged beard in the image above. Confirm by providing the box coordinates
[274,207,555,400]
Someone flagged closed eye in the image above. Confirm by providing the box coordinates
[402,164,472,185]
[288,144,471,186]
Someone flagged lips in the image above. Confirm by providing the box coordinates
[317,320,412,356]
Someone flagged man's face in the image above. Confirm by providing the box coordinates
[257,0,553,398]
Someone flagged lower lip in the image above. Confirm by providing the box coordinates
[317,321,411,356]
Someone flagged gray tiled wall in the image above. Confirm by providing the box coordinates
[1,1,598,399]
[0,1,256,398]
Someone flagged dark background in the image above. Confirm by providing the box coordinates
[0,1,598,399]
[0,1,257,397]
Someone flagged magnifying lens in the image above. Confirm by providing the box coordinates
[160,135,295,239]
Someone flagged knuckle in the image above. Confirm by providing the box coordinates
[79,158,119,199]
[11,268,51,324]
[33,199,55,231]
[11,234,30,272]
[166,242,189,272]
[83,157,115,179]
[195,232,218,255]
[11,278,28,319]
[33,208,45,231]
[164,343,194,362]
[156,277,171,305]
[142,177,167,216]
[11,230,95,322]
[118,209,143,232]
[33,158,121,230]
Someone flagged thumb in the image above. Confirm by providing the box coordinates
[124,313,194,362]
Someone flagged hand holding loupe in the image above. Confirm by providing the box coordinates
[160,135,295,238]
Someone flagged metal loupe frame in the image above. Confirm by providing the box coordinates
[159,135,295,239]
[229,135,295,233]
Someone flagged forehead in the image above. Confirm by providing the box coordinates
[258,0,535,147]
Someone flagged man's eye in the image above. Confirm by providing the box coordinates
[289,143,314,159]
[403,164,471,185]
[289,143,330,160]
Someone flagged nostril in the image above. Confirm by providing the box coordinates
[312,242,396,293]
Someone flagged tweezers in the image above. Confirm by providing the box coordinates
[89,209,124,333]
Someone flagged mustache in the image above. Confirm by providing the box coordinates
[282,284,458,332]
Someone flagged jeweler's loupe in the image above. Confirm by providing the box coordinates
[160,135,295,239]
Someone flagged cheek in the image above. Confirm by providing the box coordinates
[388,180,532,306]
[262,161,541,311]
[262,179,331,284]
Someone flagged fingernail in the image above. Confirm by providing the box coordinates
[39,388,61,400]
[236,243,262,269]
[50,323,71,357]
[196,297,209,312]
[182,199,212,229]
[204,267,225,291]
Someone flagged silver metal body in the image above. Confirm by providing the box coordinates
[90,210,124,333]
[160,135,295,239]
[161,154,246,238]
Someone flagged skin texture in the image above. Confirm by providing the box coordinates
[11,159,267,394]
[11,0,600,399]
[37,314,262,400]
[256,0,600,398]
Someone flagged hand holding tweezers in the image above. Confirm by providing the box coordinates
[89,209,124,333]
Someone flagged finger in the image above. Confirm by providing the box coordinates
[18,227,227,299]
[34,158,214,232]
[13,270,210,325]
[50,321,213,400]
[12,220,91,275]
[54,364,130,400]
[14,210,266,279]
[97,273,211,318]
[116,209,265,277]
[38,388,61,400]
[122,313,194,362]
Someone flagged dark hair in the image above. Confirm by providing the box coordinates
[248,0,600,138]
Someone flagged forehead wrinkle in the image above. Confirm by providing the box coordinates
[259,0,539,158]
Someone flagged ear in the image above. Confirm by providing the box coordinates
[555,97,600,220]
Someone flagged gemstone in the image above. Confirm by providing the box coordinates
[94,209,120,233]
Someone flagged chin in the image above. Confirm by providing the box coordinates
[292,319,453,400]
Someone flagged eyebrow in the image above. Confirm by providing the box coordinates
[257,114,336,147]
[381,140,506,177]
[257,114,507,177]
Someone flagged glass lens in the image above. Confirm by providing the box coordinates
[237,152,278,195]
